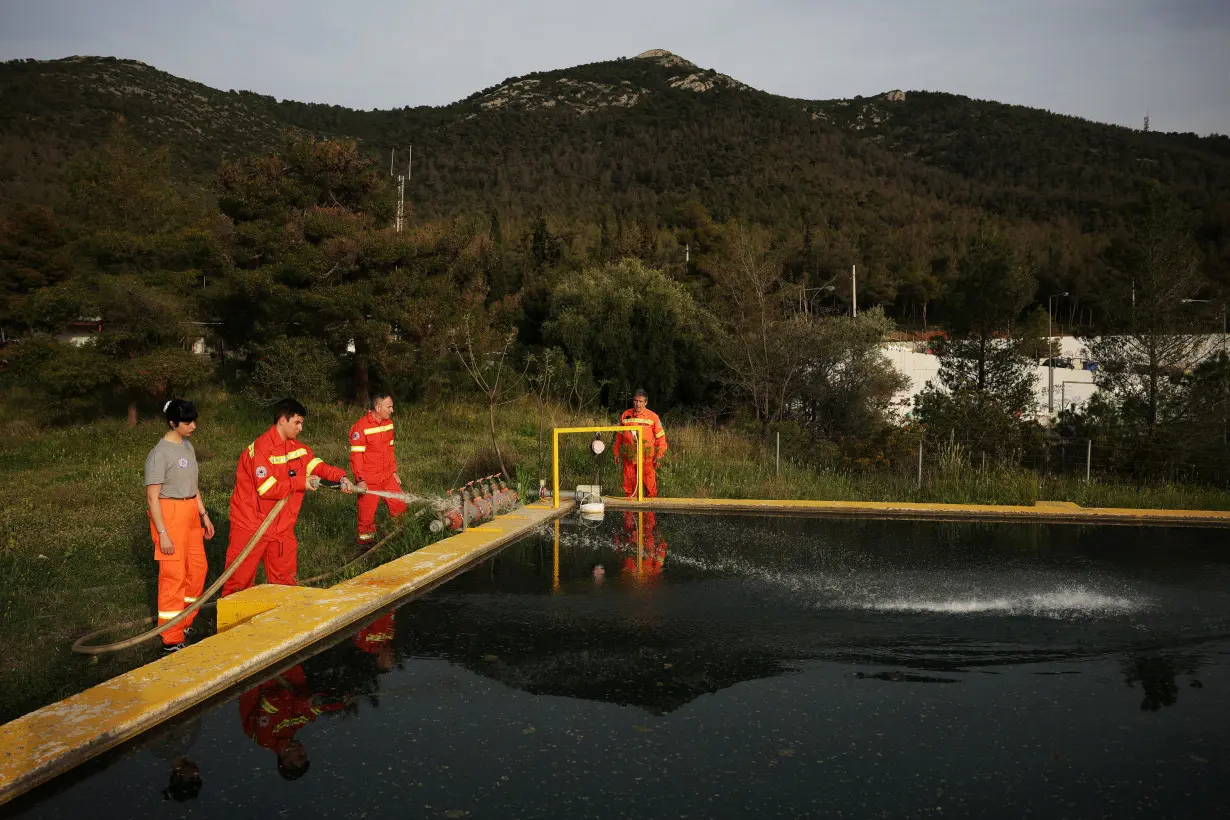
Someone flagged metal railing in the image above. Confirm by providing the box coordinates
[552,426,643,507]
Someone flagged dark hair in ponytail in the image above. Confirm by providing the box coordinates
[163,399,199,428]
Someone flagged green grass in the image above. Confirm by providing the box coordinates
[1040,476,1230,511]
[3,391,1230,722]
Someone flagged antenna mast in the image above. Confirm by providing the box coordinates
[395,146,411,233]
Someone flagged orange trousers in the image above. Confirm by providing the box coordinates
[149,498,207,645]
[221,531,300,596]
[620,456,658,498]
[357,477,407,545]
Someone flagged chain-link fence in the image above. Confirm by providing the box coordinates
[766,430,1230,489]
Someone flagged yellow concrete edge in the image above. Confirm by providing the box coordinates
[215,584,334,632]
[0,501,572,806]
[603,496,1230,527]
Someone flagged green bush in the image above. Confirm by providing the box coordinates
[244,336,338,406]
[5,336,116,420]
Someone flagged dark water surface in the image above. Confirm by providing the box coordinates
[13,514,1230,819]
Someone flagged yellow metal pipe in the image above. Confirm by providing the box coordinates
[636,509,643,575]
[551,425,638,508]
[637,435,643,502]
[552,519,560,592]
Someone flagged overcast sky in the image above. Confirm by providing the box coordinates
[2,0,1227,135]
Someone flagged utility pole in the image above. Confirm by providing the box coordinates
[389,148,395,177]
[396,174,406,232]
[851,264,858,318]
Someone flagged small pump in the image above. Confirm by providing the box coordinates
[576,484,605,521]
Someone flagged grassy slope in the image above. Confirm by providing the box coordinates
[3,392,1230,721]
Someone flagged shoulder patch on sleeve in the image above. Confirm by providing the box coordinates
[352,431,361,441]
[256,465,268,479]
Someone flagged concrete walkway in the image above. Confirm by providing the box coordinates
[605,496,1230,528]
[0,501,571,806]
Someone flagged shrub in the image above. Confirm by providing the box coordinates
[244,336,338,406]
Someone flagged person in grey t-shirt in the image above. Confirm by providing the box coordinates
[145,399,214,652]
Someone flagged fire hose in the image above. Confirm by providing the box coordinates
[70,481,424,656]
[71,496,290,656]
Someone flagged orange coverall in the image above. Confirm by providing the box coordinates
[615,407,668,497]
[222,427,346,595]
[348,411,406,545]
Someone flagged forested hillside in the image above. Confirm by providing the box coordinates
[2,49,1229,486]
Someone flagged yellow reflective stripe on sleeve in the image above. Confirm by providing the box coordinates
[350,446,367,453]
[260,697,278,714]
[247,443,255,458]
[306,457,323,475]
[655,430,667,438]
[267,448,308,465]
[363,424,395,435]
[388,439,394,446]
[257,476,278,496]
[157,610,182,620]
[183,597,198,604]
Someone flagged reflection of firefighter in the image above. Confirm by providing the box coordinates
[145,714,203,802]
[239,664,345,781]
[352,611,396,673]
[616,511,668,578]
[615,389,668,498]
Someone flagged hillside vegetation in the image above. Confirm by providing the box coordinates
[2,48,1228,488]
[3,52,1228,291]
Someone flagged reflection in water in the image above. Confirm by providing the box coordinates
[239,664,343,780]
[14,516,1230,819]
[238,612,400,781]
[144,715,203,802]
[353,611,397,674]
[1122,654,1201,712]
[853,670,961,684]
[613,511,668,580]
[421,513,1229,716]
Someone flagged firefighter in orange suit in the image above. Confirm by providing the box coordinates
[349,392,406,548]
[614,388,668,498]
[222,398,353,597]
[239,664,345,781]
